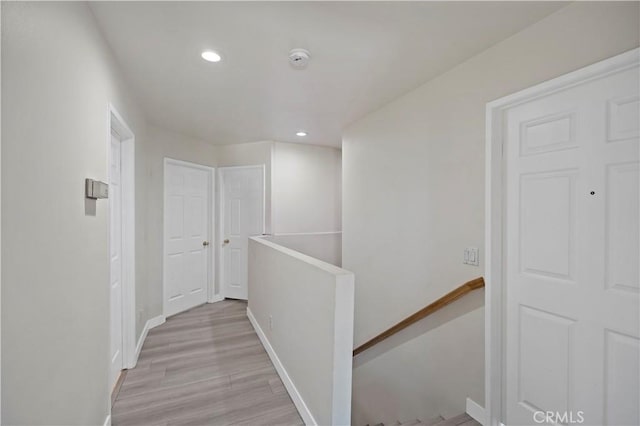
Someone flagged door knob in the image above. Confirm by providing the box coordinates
[223,239,230,244]
[202,241,209,246]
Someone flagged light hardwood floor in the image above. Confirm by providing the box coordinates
[112,300,304,426]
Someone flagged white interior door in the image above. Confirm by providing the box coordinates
[109,131,123,389]
[220,166,264,300]
[503,63,639,425]
[164,160,211,317]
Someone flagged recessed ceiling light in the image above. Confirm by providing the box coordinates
[201,50,221,63]
[296,131,308,137]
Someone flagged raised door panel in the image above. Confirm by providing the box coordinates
[230,198,242,237]
[608,95,640,142]
[166,253,184,302]
[520,112,577,156]
[186,196,205,237]
[518,306,575,416]
[604,330,640,426]
[166,194,184,240]
[519,171,576,281]
[605,162,639,294]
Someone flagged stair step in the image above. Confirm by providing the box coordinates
[423,416,445,426]
[437,413,479,426]
[372,413,478,426]
[394,415,445,426]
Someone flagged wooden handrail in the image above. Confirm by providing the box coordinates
[353,277,485,356]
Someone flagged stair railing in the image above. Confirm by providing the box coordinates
[353,277,485,356]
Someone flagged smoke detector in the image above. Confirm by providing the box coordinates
[289,48,311,69]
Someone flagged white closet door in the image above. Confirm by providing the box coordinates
[220,166,264,300]
[164,161,211,317]
[504,64,639,425]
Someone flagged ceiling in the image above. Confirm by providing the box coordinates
[90,2,566,147]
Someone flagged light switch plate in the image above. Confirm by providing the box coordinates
[464,247,480,266]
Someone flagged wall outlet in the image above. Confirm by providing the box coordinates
[269,315,273,331]
[464,247,480,266]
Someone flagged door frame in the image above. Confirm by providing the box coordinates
[107,104,136,371]
[162,158,216,316]
[217,164,266,299]
[484,48,639,426]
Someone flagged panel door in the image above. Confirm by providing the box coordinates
[504,64,639,425]
[221,166,264,300]
[164,162,210,317]
[109,132,123,389]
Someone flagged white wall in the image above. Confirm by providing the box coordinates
[268,233,342,267]
[0,4,344,423]
[214,140,342,236]
[248,237,354,426]
[1,2,147,424]
[272,142,341,234]
[343,2,640,424]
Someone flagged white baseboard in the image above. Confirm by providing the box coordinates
[103,414,111,426]
[246,307,317,426]
[148,315,166,329]
[466,397,486,425]
[132,314,166,367]
[208,294,224,303]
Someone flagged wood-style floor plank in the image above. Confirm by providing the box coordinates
[112,300,304,426]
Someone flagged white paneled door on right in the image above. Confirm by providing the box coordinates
[220,166,264,300]
[164,161,211,317]
[504,63,639,424]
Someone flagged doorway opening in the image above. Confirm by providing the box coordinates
[108,105,136,394]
